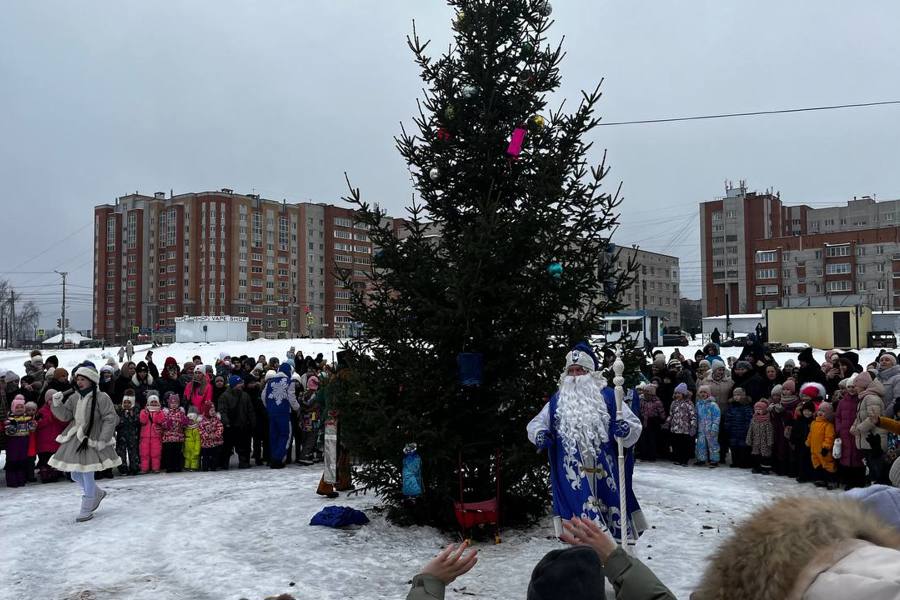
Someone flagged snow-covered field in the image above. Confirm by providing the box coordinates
[1,456,831,600]
[0,337,865,599]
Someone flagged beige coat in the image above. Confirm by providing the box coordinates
[851,380,888,451]
[703,373,733,415]
[693,496,900,600]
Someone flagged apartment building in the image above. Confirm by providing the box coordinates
[700,182,900,316]
[94,189,387,342]
[613,247,681,325]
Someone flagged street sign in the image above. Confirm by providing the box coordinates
[132,326,139,334]
[306,314,315,325]
[279,320,288,328]
[37,329,45,338]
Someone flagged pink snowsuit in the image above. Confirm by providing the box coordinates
[185,379,212,413]
[139,408,165,472]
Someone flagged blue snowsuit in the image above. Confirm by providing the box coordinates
[695,397,721,463]
[264,364,298,464]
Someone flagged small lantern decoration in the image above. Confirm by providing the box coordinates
[402,443,423,498]
[548,262,563,279]
[457,352,484,387]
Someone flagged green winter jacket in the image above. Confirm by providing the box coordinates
[404,547,676,600]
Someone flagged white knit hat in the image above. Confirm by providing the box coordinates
[74,365,100,385]
[890,456,900,488]
[564,348,596,373]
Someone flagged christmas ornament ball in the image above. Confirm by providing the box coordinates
[461,85,478,99]
[539,2,553,17]
[547,262,563,278]
[445,105,456,120]
[429,167,440,180]
[532,114,545,129]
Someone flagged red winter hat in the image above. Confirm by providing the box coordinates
[799,382,826,400]
[754,401,769,412]
[164,356,178,368]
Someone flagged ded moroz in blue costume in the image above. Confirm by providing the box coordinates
[527,343,647,543]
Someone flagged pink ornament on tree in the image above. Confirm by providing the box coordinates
[507,126,527,157]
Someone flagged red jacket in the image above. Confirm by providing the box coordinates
[35,403,66,454]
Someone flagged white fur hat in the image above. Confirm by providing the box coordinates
[74,365,100,385]
[564,347,597,373]
[264,370,277,381]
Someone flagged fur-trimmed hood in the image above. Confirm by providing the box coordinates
[693,495,900,600]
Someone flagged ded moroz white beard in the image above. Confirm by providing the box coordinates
[555,373,610,457]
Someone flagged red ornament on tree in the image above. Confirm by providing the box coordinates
[437,127,452,141]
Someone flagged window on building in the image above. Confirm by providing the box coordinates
[754,285,779,296]
[877,245,885,255]
[335,254,353,263]
[756,250,777,263]
[825,263,851,275]
[826,280,852,293]
[825,245,850,257]
[757,268,777,279]
[334,230,352,240]
[711,211,722,221]
[857,264,866,274]
[334,217,352,228]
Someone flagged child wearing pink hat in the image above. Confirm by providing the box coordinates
[4,395,36,487]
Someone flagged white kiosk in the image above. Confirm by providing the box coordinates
[175,316,249,343]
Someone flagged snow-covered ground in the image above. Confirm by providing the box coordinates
[0,337,865,599]
[1,457,832,600]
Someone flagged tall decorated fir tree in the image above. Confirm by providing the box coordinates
[335,0,637,528]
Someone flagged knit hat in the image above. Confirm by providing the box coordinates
[710,359,726,371]
[565,343,598,373]
[11,395,26,413]
[653,355,666,368]
[854,371,873,389]
[668,358,682,369]
[880,353,899,368]
[526,547,605,600]
[100,364,115,375]
[4,370,19,382]
[673,382,689,397]
[799,382,826,401]
[770,384,783,397]
[734,360,752,372]
[164,356,178,368]
[844,485,900,530]
[31,354,43,366]
[147,395,161,410]
[698,359,711,369]
[784,359,796,368]
[166,393,180,407]
[754,400,769,412]
[817,402,834,421]
[193,364,206,375]
[53,367,69,380]
[782,379,796,394]
[698,384,711,395]
[228,375,243,388]
[74,365,100,385]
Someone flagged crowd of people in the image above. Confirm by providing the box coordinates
[635,341,900,490]
[0,346,346,505]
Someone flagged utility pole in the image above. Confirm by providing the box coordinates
[8,290,17,348]
[56,271,68,347]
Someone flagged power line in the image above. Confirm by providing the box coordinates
[598,99,900,127]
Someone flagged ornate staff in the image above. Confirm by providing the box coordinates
[613,349,628,551]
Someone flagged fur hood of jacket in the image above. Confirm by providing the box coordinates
[693,495,900,600]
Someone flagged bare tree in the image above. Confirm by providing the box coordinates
[16,300,40,342]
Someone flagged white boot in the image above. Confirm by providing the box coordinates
[84,488,107,513]
[76,496,94,522]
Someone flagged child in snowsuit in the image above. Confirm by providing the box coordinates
[725,387,754,468]
[746,400,774,474]
[199,401,224,471]
[139,395,165,473]
[183,406,201,471]
[115,394,141,475]
[4,395,36,487]
[24,401,39,482]
[695,385,721,467]
[666,383,697,466]
[637,383,665,462]
[807,401,837,488]
[160,393,190,473]
[791,400,816,483]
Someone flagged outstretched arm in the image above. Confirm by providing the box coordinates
[526,403,552,448]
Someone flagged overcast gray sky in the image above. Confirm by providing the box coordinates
[3,1,900,329]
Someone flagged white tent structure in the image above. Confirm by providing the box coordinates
[42,331,92,346]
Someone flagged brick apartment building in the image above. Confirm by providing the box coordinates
[700,181,900,317]
[94,189,397,342]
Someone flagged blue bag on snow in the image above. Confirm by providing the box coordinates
[309,506,370,528]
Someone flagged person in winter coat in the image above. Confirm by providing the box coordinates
[48,366,121,522]
[184,366,212,413]
[117,346,126,363]
[778,379,802,475]
[131,361,155,409]
[762,364,784,398]
[637,383,665,462]
[156,357,183,406]
[796,347,826,388]
[725,387,753,468]
[665,383,697,466]
[115,393,141,475]
[218,376,256,469]
[98,365,116,397]
[849,371,889,484]
[746,400,774,474]
[264,363,301,469]
[767,384,789,475]
[834,375,868,490]
[876,352,900,412]
[125,340,134,362]
[730,360,766,403]
[183,407,201,471]
[160,393,190,473]
[35,389,66,483]
[4,395,36,487]
[693,494,900,600]
[694,385,720,467]
[198,400,224,471]
[112,362,136,405]
[139,395,165,473]
[243,368,268,466]
[704,360,733,465]
[806,401,837,488]
[791,400,816,483]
